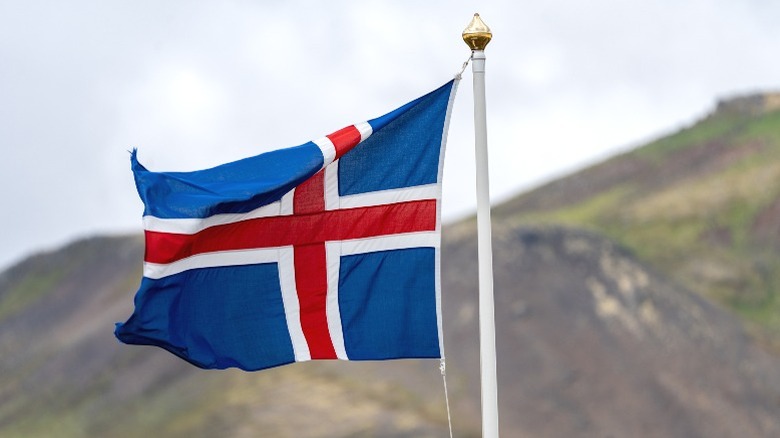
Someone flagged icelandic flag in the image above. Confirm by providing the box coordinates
[115,79,459,371]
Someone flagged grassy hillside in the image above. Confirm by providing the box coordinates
[495,95,780,342]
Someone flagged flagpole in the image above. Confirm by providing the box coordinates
[463,13,499,438]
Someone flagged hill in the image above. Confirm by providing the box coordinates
[0,236,462,438]
[2,93,780,436]
[495,92,780,344]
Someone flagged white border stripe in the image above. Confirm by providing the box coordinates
[314,137,336,167]
[143,201,281,234]
[325,242,348,359]
[339,184,439,209]
[142,230,440,279]
[341,231,439,256]
[142,248,279,280]
[142,183,438,235]
[280,189,294,215]
[278,247,311,362]
[355,121,372,142]
[324,161,340,211]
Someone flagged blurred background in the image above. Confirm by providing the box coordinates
[2,1,780,436]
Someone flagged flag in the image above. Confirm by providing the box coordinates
[115,79,459,371]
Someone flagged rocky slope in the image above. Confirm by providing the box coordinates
[453,222,780,436]
[495,92,780,342]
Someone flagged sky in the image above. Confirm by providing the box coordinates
[1,0,779,270]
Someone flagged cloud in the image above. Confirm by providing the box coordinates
[1,0,779,269]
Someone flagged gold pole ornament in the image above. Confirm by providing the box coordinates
[462,13,492,51]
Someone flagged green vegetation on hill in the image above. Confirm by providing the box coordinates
[497,103,780,342]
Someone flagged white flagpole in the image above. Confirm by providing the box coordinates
[463,13,499,437]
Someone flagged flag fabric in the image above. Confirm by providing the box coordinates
[115,79,458,371]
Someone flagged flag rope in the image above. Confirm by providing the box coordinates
[455,54,472,80]
[440,358,454,438]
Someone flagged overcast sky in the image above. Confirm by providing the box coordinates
[1,0,779,270]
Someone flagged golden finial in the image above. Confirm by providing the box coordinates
[462,13,492,51]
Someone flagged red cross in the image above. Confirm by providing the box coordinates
[144,126,438,359]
